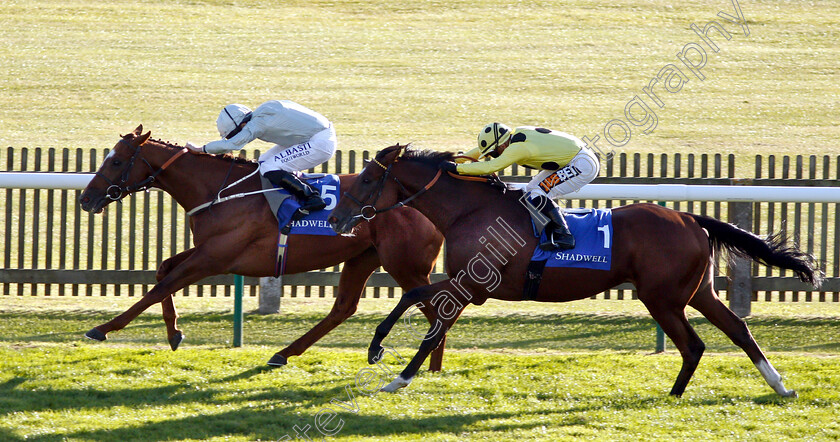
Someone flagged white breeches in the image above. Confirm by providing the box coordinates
[525,147,600,199]
[258,126,337,174]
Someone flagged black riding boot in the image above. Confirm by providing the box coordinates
[264,170,326,215]
[535,195,575,251]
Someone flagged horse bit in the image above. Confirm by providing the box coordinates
[341,157,443,222]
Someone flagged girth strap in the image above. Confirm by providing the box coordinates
[523,259,548,301]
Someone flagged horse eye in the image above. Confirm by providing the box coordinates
[362,178,371,184]
[112,159,122,167]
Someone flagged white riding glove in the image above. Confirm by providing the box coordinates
[185,142,204,153]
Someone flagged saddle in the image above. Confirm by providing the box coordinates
[521,207,614,301]
[259,174,294,222]
[260,173,338,234]
[260,173,340,277]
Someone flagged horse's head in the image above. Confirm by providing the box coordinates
[79,125,153,213]
[329,144,457,234]
[329,144,408,234]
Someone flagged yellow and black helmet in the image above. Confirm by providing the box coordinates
[477,122,512,158]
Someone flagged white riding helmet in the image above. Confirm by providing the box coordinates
[477,122,512,158]
[216,104,253,139]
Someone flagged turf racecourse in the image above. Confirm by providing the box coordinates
[1,0,838,175]
[2,0,839,440]
[1,297,838,441]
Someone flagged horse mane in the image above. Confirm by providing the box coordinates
[376,143,516,196]
[143,136,256,166]
[376,144,455,166]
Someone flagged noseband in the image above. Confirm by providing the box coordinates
[96,139,188,201]
[342,157,443,222]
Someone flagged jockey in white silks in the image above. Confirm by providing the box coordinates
[187,100,337,216]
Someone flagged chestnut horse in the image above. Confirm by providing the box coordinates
[79,126,447,369]
[329,145,822,397]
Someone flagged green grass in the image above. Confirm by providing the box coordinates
[2,346,839,441]
[1,0,838,177]
[1,0,839,439]
[1,296,839,441]
[3,306,840,355]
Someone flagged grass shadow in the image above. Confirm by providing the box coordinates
[22,406,528,442]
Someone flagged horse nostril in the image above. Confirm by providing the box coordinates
[327,216,337,224]
[81,196,89,203]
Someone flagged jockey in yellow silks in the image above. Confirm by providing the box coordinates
[441,123,600,251]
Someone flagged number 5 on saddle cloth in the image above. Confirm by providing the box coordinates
[261,173,340,276]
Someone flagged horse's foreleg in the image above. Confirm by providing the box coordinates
[85,247,215,342]
[374,216,448,372]
[268,249,379,366]
[384,269,449,373]
[381,291,466,392]
[369,279,454,365]
[417,301,462,372]
[368,286,437,365]
[160,297,183,351]
[157,249,196,350]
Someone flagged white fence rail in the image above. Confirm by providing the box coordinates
[3,172,840,203]
[2,171,839,316]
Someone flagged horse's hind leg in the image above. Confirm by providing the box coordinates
[267,248,380,366]
[643,300,706,397]
[638,274,708,396]
[689,277,797,397]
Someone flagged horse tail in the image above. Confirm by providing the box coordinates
[689,213,823,288]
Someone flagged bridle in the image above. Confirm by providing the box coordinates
[96,138,188,201]
[341,156,443,222]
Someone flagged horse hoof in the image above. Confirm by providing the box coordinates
[380,375,412,393]
[169,331,184,351]
[782,389,798,398]
[84,328,107,342]
[368,345,384,364]
[267,354,288,367]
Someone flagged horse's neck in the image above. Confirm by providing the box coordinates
[148,144,258,211]
[405,171,521,235]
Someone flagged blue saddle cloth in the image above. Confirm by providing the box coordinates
[531,208,613,271]
[273,174,340,236]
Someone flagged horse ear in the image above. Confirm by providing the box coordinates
[137,131,151,146]
[133,125,143,136]
[379,144,403,163]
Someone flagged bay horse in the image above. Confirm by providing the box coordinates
[328,144,822,397]
[78,126,447,370]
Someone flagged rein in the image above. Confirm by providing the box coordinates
[96,139,188,202]
[99,137,272,217]
[448,154,506,185]
[342,157,443,222]
[185,167,277,217]
[447,172,495,183]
